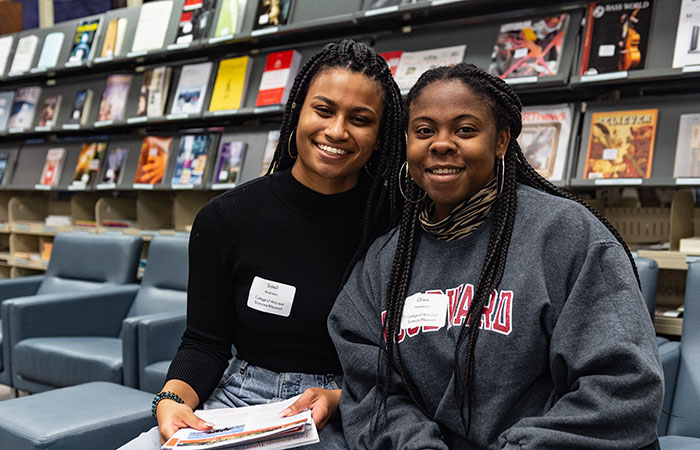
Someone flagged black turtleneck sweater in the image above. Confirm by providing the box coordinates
[167,169,368,403]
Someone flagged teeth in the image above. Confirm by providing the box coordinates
[318,144,348,156]
[430,168,461,174]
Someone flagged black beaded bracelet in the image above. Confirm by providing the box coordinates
[152,391,185,417]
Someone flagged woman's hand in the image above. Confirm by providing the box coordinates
[156,400,214,444]
[280,388,341,430]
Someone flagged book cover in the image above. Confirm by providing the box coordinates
[253,0,293,30]
[0,35,13,75]
[673,113,700,178]
[100,18,118,57]
[379,50,403,76]
[584,109,658,179]
[137,66,172,117]
[260,129,280,176]
[0,151,10,185]
[39,148,66,186]
[672,0,700,68]
[171,61,213,114]
[580,1,654,75]
[98,74,132,121]
[0,91,14,131]
[37,95,62,128]
[37,32,65,69]
[175,0,217,45]
[214,0,248,37]
[394,44,466,91]
[7,86,41,130]
[214,140,246,184]
[67,18,101,64]
[72,141,106,187]
[171,134,211,185]
[9,35,39,74]
[134,136,173,184]
[69,89,94,125]
[488,14,569,79]
[518,104,573,181]
[101,147,128,184]
[209,56,252,111]
[131,0,174,53]
[255,49,302,107]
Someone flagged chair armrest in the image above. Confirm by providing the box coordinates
[657,341,681,436]
[138,312,186,384]
[0,276,43,302]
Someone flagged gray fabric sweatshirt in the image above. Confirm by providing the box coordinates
[328,185,663,450]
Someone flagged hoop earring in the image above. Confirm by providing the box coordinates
[398,161,427,204]
[497,157,505,195]
[287,129,297,159]
[364,155,388,179]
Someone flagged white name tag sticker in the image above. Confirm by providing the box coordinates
[401,293,448,329]
[247,276,296,317]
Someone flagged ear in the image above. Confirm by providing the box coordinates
[495,128,510,159]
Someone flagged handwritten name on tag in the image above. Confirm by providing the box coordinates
[247,276,296,317]
[400,292,448,330]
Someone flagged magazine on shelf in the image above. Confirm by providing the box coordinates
[584,109,658,179]
[37,32,65,69]
[518,104,572,181]
[37,95,62,128]
[252,0,293,30]
[134,136,173,185]
[393,45,466,91]
[672,0,700,68]
[0,91,14,131]
[214,0,248,37]
[488,14,569,79]
[101,17,128,58]
[39,148,66,186]
[68,89,93,125]
[67,18,101,64]
[256,50,302,107]
[137,66,172,117]
[7,86,41,130]
[0,35,13,75]
[171,134,211,185]
[260,130,280,176]
[9,35,39,74]
[72,142,106,188]
[161,395,318,450]
[171,61,213,115]
[101,147,128,184]
[131,0,175,53]
[175,0,217,45]
[579,1,654,76]
[673,113,700,178]
[98,74,132,121]
[214,140,246,185]
[378,50,403,76]
[209,56,252,111]
[0,151,10,185]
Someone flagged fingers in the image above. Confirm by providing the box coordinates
[280,388,318,417]
[311,403,331,430]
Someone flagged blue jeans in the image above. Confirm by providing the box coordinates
[119,358,347,450]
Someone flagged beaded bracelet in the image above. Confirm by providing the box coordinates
[152,391,185,417]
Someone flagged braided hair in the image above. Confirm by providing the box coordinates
[266,39,405,274]
[379,63,639,437]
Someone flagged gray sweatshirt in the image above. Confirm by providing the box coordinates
[328,185,662,450]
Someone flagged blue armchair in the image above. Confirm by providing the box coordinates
[0,233,141,388]
[4,235,187,393]
[634,256,668,347]
[658,261,700,449]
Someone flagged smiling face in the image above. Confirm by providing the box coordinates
[291,67,384,194]
[407,79,510,221]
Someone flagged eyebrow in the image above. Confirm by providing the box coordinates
[411,113,480,124]
[312,95,378,116]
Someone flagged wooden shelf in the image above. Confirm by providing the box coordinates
[635,250,700,271]
[655,316,683,337]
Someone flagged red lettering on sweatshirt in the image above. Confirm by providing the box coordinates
[492,291,513,335]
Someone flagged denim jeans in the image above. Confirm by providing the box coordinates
[119,358,347,450]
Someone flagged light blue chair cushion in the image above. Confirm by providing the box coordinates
[141,360,171,394]
[0,381,154,450]
[13,337,123,388]
[660,435,700,449]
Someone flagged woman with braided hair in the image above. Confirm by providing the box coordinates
[329,62,663,449]
[121,40,405,449]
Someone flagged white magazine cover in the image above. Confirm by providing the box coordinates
[131,0,175,52]
[518,103,573,181]
[37,32,65,69]
[393,44,466,91]
[673,113,700,178]
[9,34,39,74]
[673,0,700,68]
[171,61,213,114]
[0,35,14,75]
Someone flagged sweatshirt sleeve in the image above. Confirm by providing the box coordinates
[329,243,449,450]
[166,199,236,405]
[499,241,663,450]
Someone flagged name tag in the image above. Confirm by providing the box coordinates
[247,276,296,317]
[401,293,448,329]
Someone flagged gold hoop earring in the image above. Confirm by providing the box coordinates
[287,129,297,159]
[398,161,426,204]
